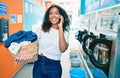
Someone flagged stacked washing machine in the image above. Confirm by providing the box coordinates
[76,29,117,78]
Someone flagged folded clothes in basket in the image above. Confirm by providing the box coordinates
[4,30,37,48]
[12,40,39,65]
[8,42,22,54]
[4,30,38,65]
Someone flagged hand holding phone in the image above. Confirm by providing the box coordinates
[58,15,64,27]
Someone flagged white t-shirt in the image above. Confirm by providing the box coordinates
[33,26,69,60]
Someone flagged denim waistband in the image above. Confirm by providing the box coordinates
[38,55,60,62]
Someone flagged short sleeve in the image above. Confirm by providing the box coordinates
[32,26,41,39]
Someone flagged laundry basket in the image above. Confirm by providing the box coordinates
[70,58,81,68]
[11,40,39,64]
[69,52,78,59]
[69,68,87,78]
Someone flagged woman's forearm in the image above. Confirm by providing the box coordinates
[59,27,68,52]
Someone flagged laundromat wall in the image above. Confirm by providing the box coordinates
[0,0,45,78]
[0,1,24,78]
[24,0,45,31]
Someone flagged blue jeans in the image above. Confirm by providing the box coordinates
[33,55,62,78]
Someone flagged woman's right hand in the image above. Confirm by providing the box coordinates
[58,15,64,28]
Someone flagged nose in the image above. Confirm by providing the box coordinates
[51,13,57,17]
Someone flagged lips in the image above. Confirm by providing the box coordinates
[52,18,56,21]
[50,18,59,23]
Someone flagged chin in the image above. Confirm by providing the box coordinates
[51,22,58,25]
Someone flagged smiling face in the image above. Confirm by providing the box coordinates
[49,7,61,26]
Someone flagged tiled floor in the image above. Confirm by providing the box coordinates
[61,50,71,78]
[13,64,33,78]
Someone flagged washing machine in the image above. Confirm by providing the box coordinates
[82,31,117,78]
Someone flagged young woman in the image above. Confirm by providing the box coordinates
[33,4,70,78]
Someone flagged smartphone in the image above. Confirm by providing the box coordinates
[58,18,61,23]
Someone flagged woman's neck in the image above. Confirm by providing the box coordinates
[52,24,59,29]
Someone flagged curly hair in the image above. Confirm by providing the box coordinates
[41,4,70,32]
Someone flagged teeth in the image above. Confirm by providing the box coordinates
[53,18,58,21]
[52,18,56,21]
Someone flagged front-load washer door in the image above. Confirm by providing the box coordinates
[82,35,96,55]
[88,39,112,76]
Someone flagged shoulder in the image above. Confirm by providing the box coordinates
[32,26,42,37]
